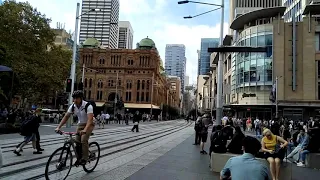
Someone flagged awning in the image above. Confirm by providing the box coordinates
[302,4,320,15]
[95,102,105,107]
[124,103,160,109]
[230,6,286,30]
[0,65,12,72]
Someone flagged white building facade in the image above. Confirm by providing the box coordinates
[118,21,133,49]
[80,0,119,48]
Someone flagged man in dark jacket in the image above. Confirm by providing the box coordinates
[131,111,140,132]
[34,108,44,151]
[193,116,202,145]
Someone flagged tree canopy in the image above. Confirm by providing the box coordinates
[0,1,72,104]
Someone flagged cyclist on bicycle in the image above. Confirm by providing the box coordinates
[55,90,94,165]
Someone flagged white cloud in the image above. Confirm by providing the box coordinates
[18,0,229,84]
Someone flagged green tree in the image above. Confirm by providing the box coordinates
[0,1,71,104]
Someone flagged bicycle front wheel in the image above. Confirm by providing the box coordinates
[45,147,73,180]
[83,142,100,173]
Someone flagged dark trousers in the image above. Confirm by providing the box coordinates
[194,131,201,144]
[131,125,139,132]
[35,130,41,150]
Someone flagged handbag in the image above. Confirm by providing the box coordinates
[274,136,286,159]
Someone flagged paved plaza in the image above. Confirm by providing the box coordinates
[0,120,319,180]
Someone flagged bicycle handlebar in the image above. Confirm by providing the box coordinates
[55,130,94,136]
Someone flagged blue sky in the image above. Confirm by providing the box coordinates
[19,0,229,84]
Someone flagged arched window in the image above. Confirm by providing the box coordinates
[141,92,144,101]
[89,79,92,88]
[146,80,150,90]
[142,80,145,90]
[137,80,140,90]
[97,80,103,88]
[85,78,88,88]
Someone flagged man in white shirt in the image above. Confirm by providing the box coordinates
[105,113,110,124]
[254,118,262,136]
[55,90,94,165]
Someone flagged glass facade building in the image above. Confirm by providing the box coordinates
[198,38,219,75]
[231,24,273,93]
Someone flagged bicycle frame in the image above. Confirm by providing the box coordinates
[60,134,81,164]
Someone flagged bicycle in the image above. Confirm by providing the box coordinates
[45,131,100,180]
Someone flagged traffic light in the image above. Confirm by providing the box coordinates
[66,79,72,92]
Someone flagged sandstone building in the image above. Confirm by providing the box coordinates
[79,37,180,114]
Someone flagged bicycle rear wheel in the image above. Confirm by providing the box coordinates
[83,142,100,173]
[45,147,73,180]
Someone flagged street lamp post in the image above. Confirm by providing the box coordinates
[114,72,119,117]
[150,72,155,119]
[275,76,282,119]
[178,0,224,125]
[67,3,101,128]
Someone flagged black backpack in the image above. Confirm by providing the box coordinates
[20,116,35,136]
[211,130,226,147]
[194,118,202,131]
[71,101,96,115]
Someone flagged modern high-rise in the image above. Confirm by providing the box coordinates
[217,4,320,120]
[198,38,219,75]
[185,76,189,87]
[118,21,133,49]
[165,44,186,94]
[79,0,119,48]
[283,0,320,22]
[229,0,282,33]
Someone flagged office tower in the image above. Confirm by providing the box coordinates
[185,76,189,87]
[198,38,219,75]
[79,0,119,48]
[229,0,282,32]
[165,44,186,94]
[118,21,133,49]
[283,0,319,22]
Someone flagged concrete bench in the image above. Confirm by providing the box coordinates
[210,152,269,173]
[306,153,320,169]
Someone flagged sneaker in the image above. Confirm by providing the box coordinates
[37,148,44,151]
[33,151,42,154]
[203,150,208,154]
[297,162,306,167]
[13,150,21,156]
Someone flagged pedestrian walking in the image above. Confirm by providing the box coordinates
[14,111,42,156]
[34,108,44,151]
[131,111,140,132]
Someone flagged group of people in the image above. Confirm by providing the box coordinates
[11,90,148,166]
[193,114,320,180]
